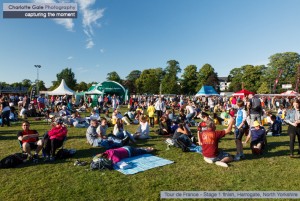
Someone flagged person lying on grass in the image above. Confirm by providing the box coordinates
[95,146,154,165]
[199,116,234,167]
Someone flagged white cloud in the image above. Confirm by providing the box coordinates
[32,0,104,47]
[100,49,104,53]
[32,0,74,31]
[53,18,74,31]
[76,0,105,48]
[86,39,94,49]
[67,56,73,60]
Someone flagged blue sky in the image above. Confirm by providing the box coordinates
[1,0,300,87]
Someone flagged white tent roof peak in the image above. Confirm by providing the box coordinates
[47,79,75,95]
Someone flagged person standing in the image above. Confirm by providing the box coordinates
[248,94,263,129]
[284,100,300,157]
[154,97,164,124]
[234,100,248,161]
[147,101,155,127]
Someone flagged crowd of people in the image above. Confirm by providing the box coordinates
[1,92,300,167]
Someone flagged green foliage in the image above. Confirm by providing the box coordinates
[124,70,141,94]
[52,68,77,90]
[197,64,219,91]
[181,65,198,95]
[22,79,32,91]
[228,65,266,93]
[135,68,162,94]
[257,82,270,94]
[267,52,300,93]
[161,60,181,94]
[76,81,89,91]
[106,71,122,83]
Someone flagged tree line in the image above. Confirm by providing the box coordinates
[1,52,299,95]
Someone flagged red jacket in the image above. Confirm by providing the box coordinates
[48,125,67,141]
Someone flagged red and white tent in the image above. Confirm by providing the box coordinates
[232,89,255,97]
[280,90,299,96]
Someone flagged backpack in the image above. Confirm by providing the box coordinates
[0,153,28,168]
[56,149,76,159]
[251,98,262,112]
[90,158,113,171]
[174,134,193,152]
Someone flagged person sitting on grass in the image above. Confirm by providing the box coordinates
[243,121,267,155]
[17,120,43,162]
[95,146,154,165]
[113,118,136,142]
[157,116,171,135]
[266,115,281,136]
[199,117,234,167]
[43,118,68,162]
[86,119,128,149]
[134,115,150,140]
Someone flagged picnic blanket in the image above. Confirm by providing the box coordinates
[113,154,174,175]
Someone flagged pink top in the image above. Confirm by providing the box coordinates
[102,147,129,164]
[48,125,67,141]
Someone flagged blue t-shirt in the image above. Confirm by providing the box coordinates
[250,126,265,142]
[236,109,245,127]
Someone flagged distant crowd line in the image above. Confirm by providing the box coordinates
[0,93,300,168]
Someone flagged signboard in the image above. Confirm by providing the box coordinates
[282,84,292,89]
[0,86,28,94]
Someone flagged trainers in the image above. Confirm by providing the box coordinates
[44,156,50,162]
[33,154,39,163]
[234,153,245,161]
[234,155,241,161]
[49,156,55,162]
[215,161,228,167]
[74,160,87,166]
[203,157,214,164]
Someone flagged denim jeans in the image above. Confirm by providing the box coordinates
[99,136,122,149]
[123,146,148,157]
[186,112,195,123]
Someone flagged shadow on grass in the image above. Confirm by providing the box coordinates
[0,130,20,135]
[0,135,18,141]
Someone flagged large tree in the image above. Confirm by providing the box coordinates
[135,68,163,94]
[181,65,198,95]
[123,70,141,94]
[161,60,181,94]
[21,79,32,88]
[197,64,219,91]
[76,81,89,91]
[51,68,77,90]
[267,52,300,93]
[106,71,122,83]
[228,65,266,93]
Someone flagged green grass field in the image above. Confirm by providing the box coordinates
[0,107,299,201]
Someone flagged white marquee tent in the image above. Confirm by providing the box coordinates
[47,79,75,95]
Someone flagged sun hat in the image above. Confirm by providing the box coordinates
[253,121,260,127]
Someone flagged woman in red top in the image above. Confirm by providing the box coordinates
[44,118,67,161]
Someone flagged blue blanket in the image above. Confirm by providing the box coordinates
[113,154,174,175]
